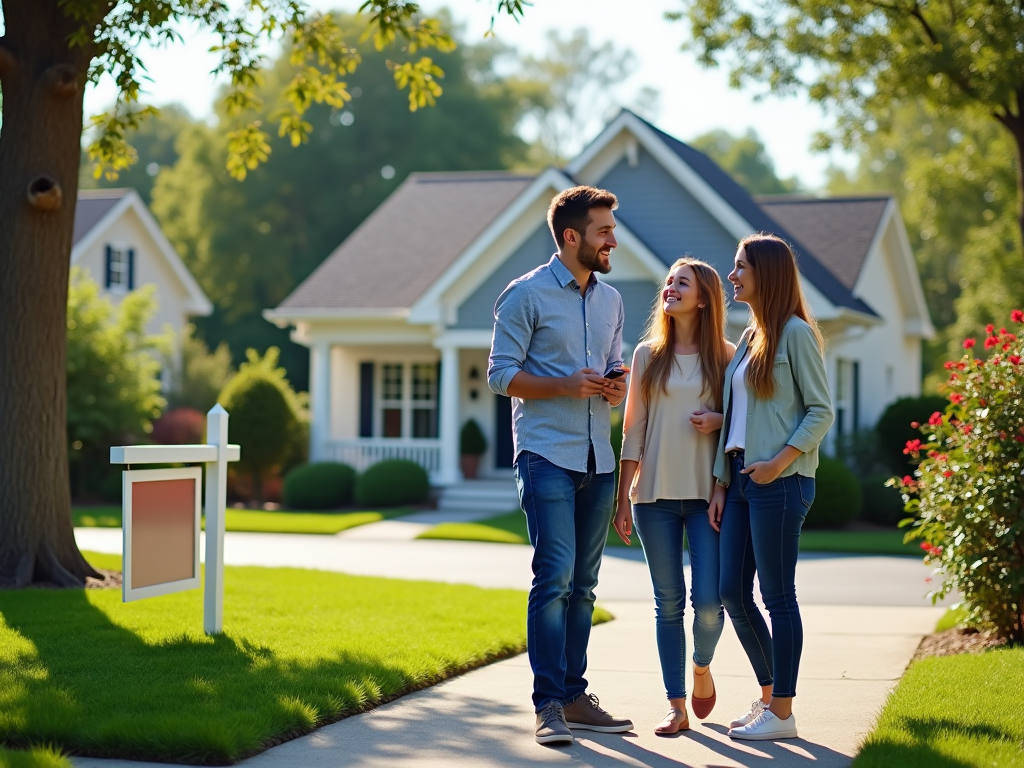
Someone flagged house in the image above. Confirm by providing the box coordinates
[266,110,934,490]
[72,188,212,354]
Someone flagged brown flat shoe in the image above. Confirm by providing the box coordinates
[654,708,690,735]
[691,668,717,719]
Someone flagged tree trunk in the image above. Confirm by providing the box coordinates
[0,1,101,586]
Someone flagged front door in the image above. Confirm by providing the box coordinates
[494,395,514,468]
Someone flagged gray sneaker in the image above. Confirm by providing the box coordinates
[535,700,574,745]
[563,693,634,733]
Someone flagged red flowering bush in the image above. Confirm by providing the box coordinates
[151,407,206,445]
[895,310,1024,642]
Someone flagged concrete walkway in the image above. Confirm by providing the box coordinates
[72,524,947,768]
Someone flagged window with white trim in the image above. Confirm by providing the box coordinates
[107,246,129,292]
[375,360,439,439]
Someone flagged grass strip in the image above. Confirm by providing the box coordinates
[0,746,71,768]
[419,512,918,557]
[0,551,609,764]
[935,606,968,632]
[853,645,1024,768]
[72,506,414,535]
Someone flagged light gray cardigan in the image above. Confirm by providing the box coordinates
[713,316,834,485]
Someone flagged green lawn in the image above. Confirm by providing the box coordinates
[0,551,610,764]
[72,506,414,535]
[418,511,918,556]
[854,638,1024,767]
[0,746,69,768]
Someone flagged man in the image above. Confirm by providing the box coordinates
[488,186,633,745]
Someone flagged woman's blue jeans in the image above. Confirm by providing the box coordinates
[514,450,616,711]
[633,498,724,700]
[719,452,814,699]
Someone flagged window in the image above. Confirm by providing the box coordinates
[374,361,438,439]
[835,359,859,435]
[105,245,134,293]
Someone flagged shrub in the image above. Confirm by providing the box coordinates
[166,324,235,413]
[219,348,300,504]
[804,455,862,529]
[354,459,430,507]
[860,472,906,526]
[283,462,356,510]
[875,394,950,472]
[897,311,1024,642]
[152,408,206,445]
[460,418,487,456]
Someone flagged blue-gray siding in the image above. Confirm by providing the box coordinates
[598,148,738,279]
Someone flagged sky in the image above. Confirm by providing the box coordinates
[81,0,856,189]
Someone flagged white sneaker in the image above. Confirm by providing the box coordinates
[728,710,798,740]
[729,699,768,729]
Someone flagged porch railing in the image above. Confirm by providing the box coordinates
[324,438,442,477]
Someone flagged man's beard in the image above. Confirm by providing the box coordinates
[577,239,611,274]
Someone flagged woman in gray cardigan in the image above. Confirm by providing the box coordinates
[708,234,834,741]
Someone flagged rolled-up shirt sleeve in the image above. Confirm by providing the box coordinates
[488,281,533,396]
[786,322,834,453]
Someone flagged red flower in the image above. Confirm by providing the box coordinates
[1010,355,1022,365]
[986,324,994,334]
[956,362,967,370]
[904,439,922,454]
[936,453,948,462]
[928,412,943,426]
[903,475,914,485]
[949,392,965,404]
[976,359,985,367]
[943,470,953,477]
[949,373,960,381]
[944,361,954,370]
[979,398,987,406]
[964,338,976,349]
[910,421,920,428]
[1000,431,1008,441]
[1015,435,1024,444]
[1000,328,1008,335]
[920,542,931,551]
[1011,309,1024,323]
[961,423,972,434]
[985,336,999,349]
[1003,343,1012,351]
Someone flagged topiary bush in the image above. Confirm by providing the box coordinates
[354,459,430,507]
[876,394,950,472]
[459,418,487,456]
[804,455,862,529]
[282,462,356,510]
[897,311,1024,642]
[860,472,906,526]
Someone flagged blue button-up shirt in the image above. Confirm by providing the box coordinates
[488,254,624,474]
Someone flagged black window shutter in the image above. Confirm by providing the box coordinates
[127,249,136,290]
[434,360,442,438]
[852,361,860,432]
[104,245,113,288]
[359,362,374,437]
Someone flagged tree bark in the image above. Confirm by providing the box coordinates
[0,0,101,586]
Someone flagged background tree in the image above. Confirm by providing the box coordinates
[690,128,800,195]
[66,269,170,501]
[0,0,520,587]
[148,18,532,387]
[166,325,236,414]
[670,0,1024,255]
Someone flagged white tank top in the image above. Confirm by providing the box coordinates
[724,354,751,452]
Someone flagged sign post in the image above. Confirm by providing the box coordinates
[110,404,240,635]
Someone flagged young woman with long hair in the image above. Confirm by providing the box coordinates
[709,234,834,741]
[612,257,735,734]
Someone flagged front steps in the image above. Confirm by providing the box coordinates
[436,478,520,516]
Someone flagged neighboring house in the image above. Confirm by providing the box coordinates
[72,188,212,356]
[266,110,934,487]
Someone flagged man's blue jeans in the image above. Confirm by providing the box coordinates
[719,452,814,699]
[632,498,724,700]
[514,450,616,711]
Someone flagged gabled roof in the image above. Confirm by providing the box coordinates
[72,188,212,316]
[275,172,534,315]
[757,196,891,290]
[74,189,130,244]
[620,112,879,319]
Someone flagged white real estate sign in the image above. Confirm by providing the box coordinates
[110,404,240,634]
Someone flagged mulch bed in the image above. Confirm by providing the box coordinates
[85,569,123,589]
[913,626,1008,661]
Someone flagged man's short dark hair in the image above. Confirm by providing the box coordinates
[547,186,619,248]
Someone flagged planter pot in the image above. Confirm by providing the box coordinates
[460,454,481,480]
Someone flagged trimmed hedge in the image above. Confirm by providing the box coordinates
[282,462,356,510]
[861,472,907,526]
[875,394,949,472]
[354,459,430,507]
[805,455,862,529]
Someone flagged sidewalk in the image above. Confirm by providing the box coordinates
[72,524,947,767]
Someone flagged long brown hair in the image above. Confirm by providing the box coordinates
[740,234,825,399]
[640,257,729,411]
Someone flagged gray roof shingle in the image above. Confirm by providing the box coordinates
[74,189,131,245]
[757,196,892,290]
[278,172,535,312]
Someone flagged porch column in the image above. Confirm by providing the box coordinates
[437,343,461,486]
[310,341,331,461]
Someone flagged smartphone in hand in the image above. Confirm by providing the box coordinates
[604,368,628,380]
